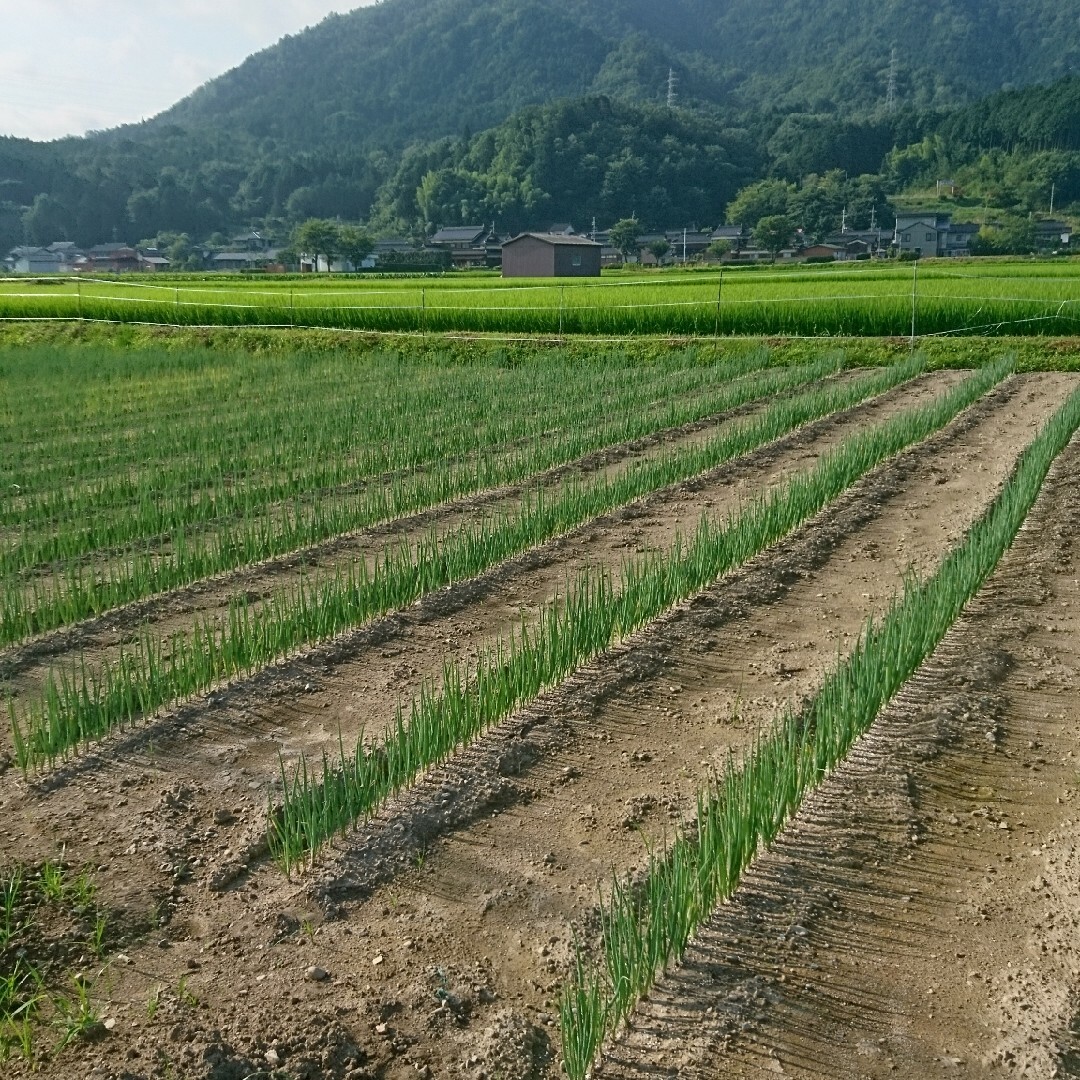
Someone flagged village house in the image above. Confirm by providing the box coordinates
[429,225,503,268]
[84,244,141,272]
[711,224,751,253]
[1035,219,1072,249]
[6,246,66,273]
[665,229,714,261]
[501,233,602,277]
[214,250,279,271]
[801,244,846,261]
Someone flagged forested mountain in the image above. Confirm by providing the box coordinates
[149,0,1080,148]
[2,0,1079,252]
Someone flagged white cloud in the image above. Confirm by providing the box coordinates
[0,1,378,140]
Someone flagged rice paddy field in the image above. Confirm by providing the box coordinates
[2,328,1080,1079]
[2,257,1080,337]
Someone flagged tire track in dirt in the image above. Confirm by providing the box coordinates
[3,373,1067,1080]
[0,369,954,772]
[599,425,1080,1080]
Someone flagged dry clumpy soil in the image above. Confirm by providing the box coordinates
[0,372,1077,1079]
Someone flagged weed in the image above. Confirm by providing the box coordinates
[176,976,199,1008]
[37,860,66,903]
[53,976,101,1052]
[88,914,108,958]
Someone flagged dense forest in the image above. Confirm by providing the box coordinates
[2,0,1079,253]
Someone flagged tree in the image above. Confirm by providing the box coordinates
[337,225,375,270]
[725,180,794,231]
[754,215,794,257]
[970,217,1037,255]
[22,193,71,246]
[292,218,339,271]
[706,238,732,261]
[646,238,671,265]
[609,217,641,263]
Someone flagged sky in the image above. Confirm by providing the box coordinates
[2,1,379,142]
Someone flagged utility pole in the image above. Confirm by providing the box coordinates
[841,206,848,234]
[667,68,678,109]
[886,46,899,113]
[1050,183,1056,216]
[683,227,687,263]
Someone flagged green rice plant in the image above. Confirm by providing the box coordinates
[557,379,1080,1078]
[265,357,1010,874]
[6,1013,36,1063]
[3,263,1078,337]
[11,354,926,770]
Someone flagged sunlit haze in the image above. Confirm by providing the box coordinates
[2,1,379,141]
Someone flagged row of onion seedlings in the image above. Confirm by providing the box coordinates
[9,353,913,769]
[558,378,1080,1079]
[2,347,778,571]
[2,349,813,644]
[261,357,1009,875]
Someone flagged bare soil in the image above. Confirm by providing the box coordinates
[0,371,1076,1080]
[0,369,957,767]
[600,430,1080,1080]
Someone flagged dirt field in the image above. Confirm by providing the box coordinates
[1,365,1078,1079]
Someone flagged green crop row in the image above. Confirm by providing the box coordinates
[8,352,919,768]
[558,379,1080,1079]
[0,350,834,647]
[262,358,1009,875]
[1,347,777,568]
[2,265,1078,337]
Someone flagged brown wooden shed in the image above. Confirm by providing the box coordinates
[501,233,602,278]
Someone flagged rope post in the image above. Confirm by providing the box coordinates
[77,278,82,320]
[714,268,724,338]
[290,286,295,328]
[559,285,565,339]
[909,259,919,351]
[422,286,426,337]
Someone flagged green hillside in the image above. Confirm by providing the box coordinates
[150,0,1080,149]
[1,0,1079,250]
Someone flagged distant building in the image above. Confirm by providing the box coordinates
[894,213,951,257]
[944,221,980,256]
[711,225,751,253]
[802,244,845,261]
[430,225,502,268]
[1035,219,1072,249]
[7,246,66,274]
[212,250,281,271]
[430,226,488,249]
[501,233,602,278]
[894,213,986,257]
[665,230,714,261]
[84,244,140,272]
